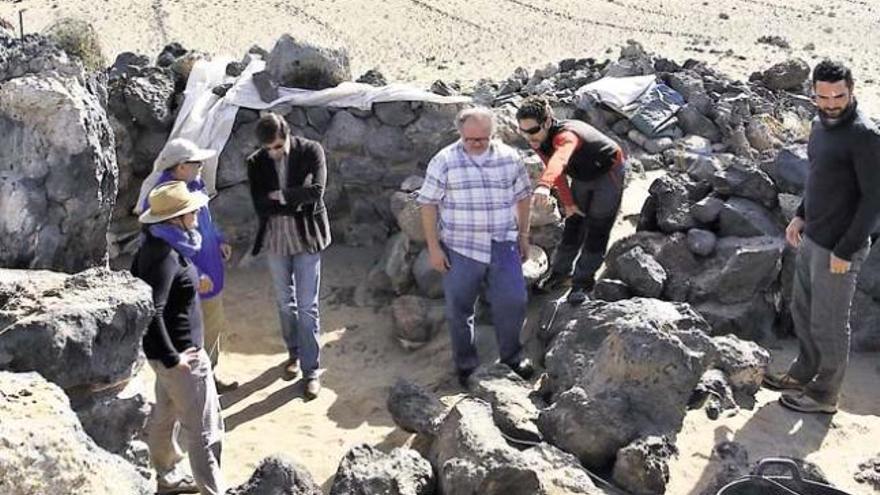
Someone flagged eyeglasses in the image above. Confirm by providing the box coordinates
[463,137,490,144]
[518,124,543,136]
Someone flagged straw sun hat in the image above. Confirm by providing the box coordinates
[138,181,209,224]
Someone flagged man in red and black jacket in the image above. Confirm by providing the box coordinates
[516,96,626,304]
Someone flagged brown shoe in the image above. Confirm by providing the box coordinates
[304,377,321,400]
[762,372,804,391]
[215,376,239,394]
[282,358,299,381]
[779,392,837,414]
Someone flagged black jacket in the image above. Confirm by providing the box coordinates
[796,102,880,260]
[246,135,332,256]
[131,232,204,368]
[539,119,623,182]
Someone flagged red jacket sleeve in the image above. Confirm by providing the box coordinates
[538,131,580,209]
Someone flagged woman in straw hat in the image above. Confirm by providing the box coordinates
[132,181,224,495]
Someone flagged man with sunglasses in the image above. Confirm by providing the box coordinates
[763,60,880,415]
[516,96,626,304]
[143,138,239,394]
[246,112,331,400]
[417,106,535,387]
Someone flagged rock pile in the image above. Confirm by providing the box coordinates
[0,372,152,495]
[383,298,768,495]
[0,32,117,272]
[0,267,154,471]
[597,139,879,349]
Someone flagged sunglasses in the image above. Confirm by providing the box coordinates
[463,137,490,144]
[183,160,203,167]
[264,139,287,152]
[518,124,543,135]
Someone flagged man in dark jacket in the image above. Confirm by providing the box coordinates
[516,96,626,304]
[764,60,880,414]
[247,113,331,400]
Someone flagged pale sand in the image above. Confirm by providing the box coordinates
[3,0,880,113]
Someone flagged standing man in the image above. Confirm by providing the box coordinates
[247,113,330,400]
[763,60,880,414]
[516,96,626,304]
[417,106,535,387]
[142,138,238,393]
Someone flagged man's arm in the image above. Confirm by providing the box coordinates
[247,157,283,215]
[417,154,450,272]
[832,132,880,261]
[536,131,579,209]
[420,204,450,272]
[516,197,531,236]
[281,142,327,207]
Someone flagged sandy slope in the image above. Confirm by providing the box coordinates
[3,0,880,113]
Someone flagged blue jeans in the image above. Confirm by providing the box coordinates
[266,252,322,379]
[442,241,527,372]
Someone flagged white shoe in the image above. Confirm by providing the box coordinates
[157,465,199,495]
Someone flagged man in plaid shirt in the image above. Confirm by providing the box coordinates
[417,106,535,387]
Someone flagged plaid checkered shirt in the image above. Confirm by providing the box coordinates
[416,140,531,264]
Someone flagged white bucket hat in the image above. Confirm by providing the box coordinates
[138,181,209,224]
[155,138,218,171]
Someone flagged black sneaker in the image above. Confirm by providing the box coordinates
[457,368,475,388]
[567,287,589,305]
[536,271,572,293]
[507,358,535,380]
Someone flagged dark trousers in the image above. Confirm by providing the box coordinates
[442,242,527,372]
[551,165,626,289]
[788,236,868,404]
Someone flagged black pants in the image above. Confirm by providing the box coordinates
[551,165,625,289]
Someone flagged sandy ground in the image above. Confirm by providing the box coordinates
[3,0,880,113]
[123,173,880,494]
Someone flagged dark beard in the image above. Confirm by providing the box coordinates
[818,99,857,128]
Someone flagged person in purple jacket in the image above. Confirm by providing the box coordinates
[144,138,238,392]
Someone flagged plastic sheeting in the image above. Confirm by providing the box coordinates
[134,58,471,213]
[575,74,656,113]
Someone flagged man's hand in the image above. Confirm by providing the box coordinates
[785,216,805,248]
[532,186,552,210]
[428,245,450,273]
[518,234,530,262]
[175,347,200,371]
[220,243,232,261]
[198,274,214,295]
[830,254,851,274]
[268,190,283,201]
[563,204,585,219]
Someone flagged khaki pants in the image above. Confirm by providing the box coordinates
[147,350,225,495]
[200,295,228,369]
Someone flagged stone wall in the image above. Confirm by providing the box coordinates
[105,40,472,259]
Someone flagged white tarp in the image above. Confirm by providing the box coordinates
[575,74,656,114]
[135,58,470,214]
